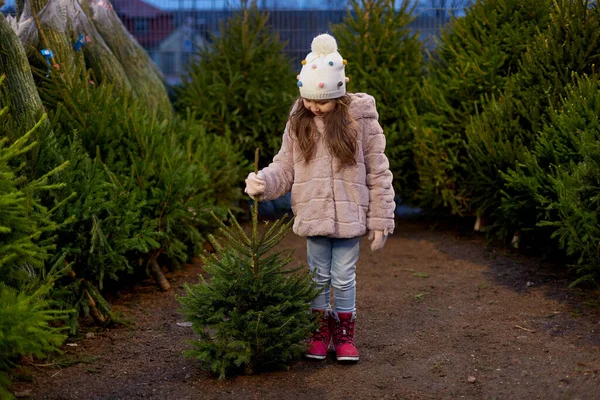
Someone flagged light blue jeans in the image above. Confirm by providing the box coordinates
[307,236,361,313]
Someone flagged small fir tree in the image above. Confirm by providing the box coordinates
[332,0,424,202]
[410,0,551,214]
[465,0,600,243]
[0,284,68,400]
[178,151,319,378]
[175,1,296,167]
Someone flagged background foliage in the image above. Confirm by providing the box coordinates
[465,0,600,248]
[175,2,297,167]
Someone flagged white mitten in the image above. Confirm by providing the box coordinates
[244,171,265,199]
[368,230,388,252]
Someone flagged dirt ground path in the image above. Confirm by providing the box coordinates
[11,219,600,400]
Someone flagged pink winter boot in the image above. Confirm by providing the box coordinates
[305,309,331,360]
[330,311,359,362]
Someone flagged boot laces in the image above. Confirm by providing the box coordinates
[334,319,354,345]
[309,319,330,344]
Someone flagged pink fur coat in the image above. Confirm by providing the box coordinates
[260,93,395,238]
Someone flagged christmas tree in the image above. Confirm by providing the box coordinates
[411,0,551,214]
[8,0,171,118]
[3,0,246,334]
[0,76,68,291]
[31,67,160,328]
[0,96,68,399]
[0,284,68,400]
[178,151,319,378]
[528,76,600,284]
[34,64,245,329]
[465,0,600,245]
[175,1,296,167]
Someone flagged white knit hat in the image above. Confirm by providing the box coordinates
[296,33,349,100]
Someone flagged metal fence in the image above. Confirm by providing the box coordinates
[109,0,464,84]
[1,0,464,85]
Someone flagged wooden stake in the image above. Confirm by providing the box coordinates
[251,148,259,276]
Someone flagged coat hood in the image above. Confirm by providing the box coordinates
[348,93,379,120]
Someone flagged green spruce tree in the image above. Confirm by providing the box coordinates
[465,0,600,244]
[0,284,68,400]
[411,0,551,214]
[332,0,424,202]
[122,113,246,291]
[0,75,68,290]
[0,118,59,288]
[0,99,68,399]
[34,63,245,324]
[175,1,296,167]
[178,151,319,378]
[30,68,157,328]
[3,2,245,334]
[526,76,600,284]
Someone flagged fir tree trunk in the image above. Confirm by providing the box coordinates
[149,253,170,291]
[65,0,132,93]
[86,0,173,119]
[85,289,106,324]
[0,12,48,133]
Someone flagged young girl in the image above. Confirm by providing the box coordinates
[245,33,395,362]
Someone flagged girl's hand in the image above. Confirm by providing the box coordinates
[368,230,388,252]
[244,172,265,199]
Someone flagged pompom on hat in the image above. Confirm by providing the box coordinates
[296,33,348,100]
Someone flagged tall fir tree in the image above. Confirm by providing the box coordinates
[31,58,245,327]
[178,152,320,378]
[465,0,600,245]
[175,1,296,167]
[32,68,159,328]
[410,0,551,214]
[332,0,424,202]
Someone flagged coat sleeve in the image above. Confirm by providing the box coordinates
[363,117,396,234]
[259,127,295,201]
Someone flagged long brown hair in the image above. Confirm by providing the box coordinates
[289,95,358,166]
